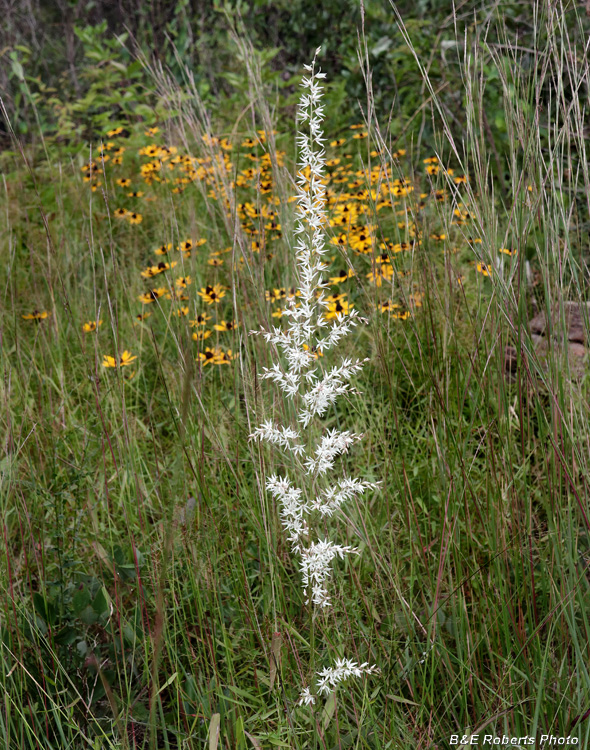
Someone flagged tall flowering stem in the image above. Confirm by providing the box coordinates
[249,48,379,706]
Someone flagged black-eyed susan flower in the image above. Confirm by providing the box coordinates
[367,264,393,286]
[216,348,237,365]
[140,144,159,157]
[190,313,212,327]
[82,319,103,333]
[325,292,346,303]
[81,161,99,174]
[120,350,137,366]
[208,256,224,267]
[201,133,219,147]
[330,138,346,147]
[127,191,144,198]
[197,346,223,366]
[145,127,160,136]
[102,350,137,368]
[135,312,151,322]
[127,213,143,225]
[499,247,517,256]
[116,178,132,187]
[197,284,226,304]
[114,208,128,219]
[175,306,189,317]
[476,262,492,277]
[107,126,124,137]
[392,241,415,253]
[324,300,353,320]
[265,289,280,303]
[329,269,355,284]
[154,243,173,256]
[139,287,169,304]
[475,263,492,276]
[175,276,192,289]
[214,320,237,332]
[192,330,212,341]
[378,300,400,314]
[140,261,177,278]
[22,310,50,321]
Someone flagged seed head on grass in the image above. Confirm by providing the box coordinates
[249,48,379,706]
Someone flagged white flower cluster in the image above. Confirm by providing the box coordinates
[249,47,379,705]
[298,357,369,428]
[249,49,365,400]
[298,660,381,706]
[249,421,304,455]
[303,428,362,476]
[299,539,360,607]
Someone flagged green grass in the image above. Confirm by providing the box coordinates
[2,2,590,748]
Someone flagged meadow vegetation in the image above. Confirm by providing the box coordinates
[2,1,590,748]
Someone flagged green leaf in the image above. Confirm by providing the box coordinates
[79,606,98,626]
[92,586,111,620]
[54,626,77,646]
[33,593,57,626]
[72,588,91,616]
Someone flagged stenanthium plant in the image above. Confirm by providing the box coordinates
[249,48,379,707]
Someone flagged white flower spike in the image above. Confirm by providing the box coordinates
[249,47,379,706]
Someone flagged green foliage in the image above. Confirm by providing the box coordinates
[6,23,158,142]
